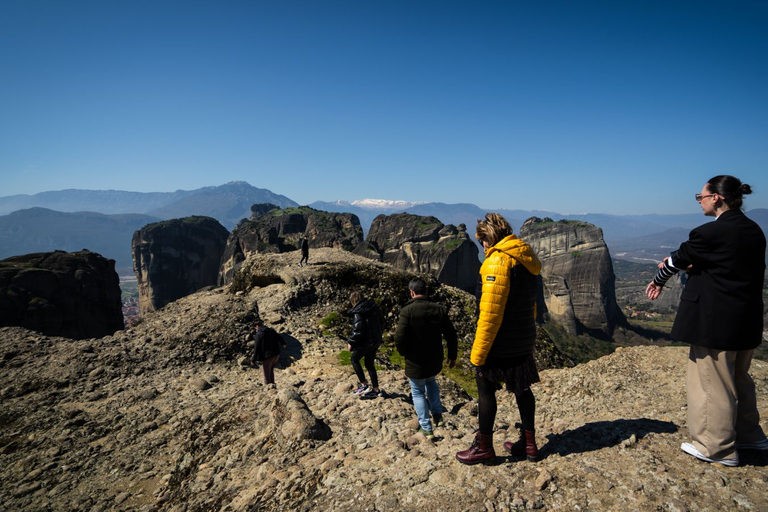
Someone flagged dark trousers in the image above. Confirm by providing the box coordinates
[261,354,280,385]
[476,372,535,434]
[351,344,378,388]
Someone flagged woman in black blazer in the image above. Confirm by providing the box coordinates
[646,175,767,466]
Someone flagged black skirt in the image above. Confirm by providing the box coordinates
[481,353,540,395]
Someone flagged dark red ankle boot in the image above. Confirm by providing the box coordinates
[503,429,538,461]
[456,433,496,465]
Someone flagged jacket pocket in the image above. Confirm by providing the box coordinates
[680,289,699,302]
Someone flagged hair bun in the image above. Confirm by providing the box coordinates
[741,183,753,195]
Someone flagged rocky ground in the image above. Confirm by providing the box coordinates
[2,249,767,511]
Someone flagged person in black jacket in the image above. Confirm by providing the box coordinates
[347,290,384,399]
[646,175,767,466]
[299,236,309,267]
[251,318,286,386]
[394,278,458,438]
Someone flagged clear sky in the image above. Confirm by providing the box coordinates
[1,1,766,215]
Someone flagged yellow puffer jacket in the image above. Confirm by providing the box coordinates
[470,234,542,366]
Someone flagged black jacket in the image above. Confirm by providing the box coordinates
[474,262,539,362]
[252,326,285,363]
[347,299,383,350]
[669,209,765,350]
[394,297,458,379]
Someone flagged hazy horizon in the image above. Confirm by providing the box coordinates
[0,180,736,218]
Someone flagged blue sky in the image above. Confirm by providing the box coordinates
[1,1,766,215]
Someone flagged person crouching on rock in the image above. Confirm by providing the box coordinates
[251,318,286,386]
[456,213,543,465]
[347,290,385,399]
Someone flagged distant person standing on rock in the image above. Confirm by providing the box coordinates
[646,175,767,466]
[347,290,385,399]
[395,277,458,439]
[299,236,309,267]
[456,213,542,465]
[251,318,286,386]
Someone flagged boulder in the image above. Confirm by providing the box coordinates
[354,213,480,293]
[219,205,364,285]
[520,217,626,336]
[271,388,332,443]
[132,216,229,315]
[0,249,123,339]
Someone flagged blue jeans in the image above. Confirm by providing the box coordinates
[408,376,443,431]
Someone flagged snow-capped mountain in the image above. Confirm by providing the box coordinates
[349,199,426,210]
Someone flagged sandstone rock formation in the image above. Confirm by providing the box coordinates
[520,217,626,336]
[132,216,229,315]
[354,213,480,293]
[218,205,364,285]
[1,247,766,512]
[0,249,123,339]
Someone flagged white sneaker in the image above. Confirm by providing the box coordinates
[736,438,768,451]
[353,384,370,396]
[681,442,739,467]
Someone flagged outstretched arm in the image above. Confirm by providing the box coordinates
[645,281,663,300]
[645,257,681,300]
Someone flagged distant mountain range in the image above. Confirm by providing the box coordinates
[0,181,297,228]
[2,181,767,275]
[309,198,768,263]
[0,208,160,275]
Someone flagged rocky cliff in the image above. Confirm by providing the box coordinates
[1,248,766,512]
[132,216,229,316]
[0,249,123,339]
[354,213,480,293]
[218,205,364,285]
[520,217,626,336]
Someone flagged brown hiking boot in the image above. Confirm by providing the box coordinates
[503,428,539,461]
[456,432,496,465]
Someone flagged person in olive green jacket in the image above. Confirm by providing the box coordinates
[395,278,458,438]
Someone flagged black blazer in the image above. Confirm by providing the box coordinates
[670,209,766,350]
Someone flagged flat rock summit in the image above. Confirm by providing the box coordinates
[2,248,767,511]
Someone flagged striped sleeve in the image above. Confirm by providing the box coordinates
[652,257,681,287]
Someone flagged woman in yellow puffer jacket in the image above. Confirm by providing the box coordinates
[456,213,542,465]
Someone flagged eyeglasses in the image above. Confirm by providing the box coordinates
[695,193,716,202]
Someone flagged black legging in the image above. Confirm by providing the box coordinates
[476,373,535,434]
[351,345,378,388]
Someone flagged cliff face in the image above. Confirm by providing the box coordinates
[218,205,364,285]
[132,216,229,315]
[354,213,480,293]
[520,217,626,336]
[0,249,123,339]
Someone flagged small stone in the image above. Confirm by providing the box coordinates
[88,367,105,379]
[139,388,158,400]
[535,470,552,491]
[191,378,212,391]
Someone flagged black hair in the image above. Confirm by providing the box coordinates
[408,278,427,296]
[707,175,753,209]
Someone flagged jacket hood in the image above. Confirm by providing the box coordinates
[486,234,542,275]
[349,298,378,315]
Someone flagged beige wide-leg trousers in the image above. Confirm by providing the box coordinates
[687,345,764,460]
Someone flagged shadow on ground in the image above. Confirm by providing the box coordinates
[540,418,679,457]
